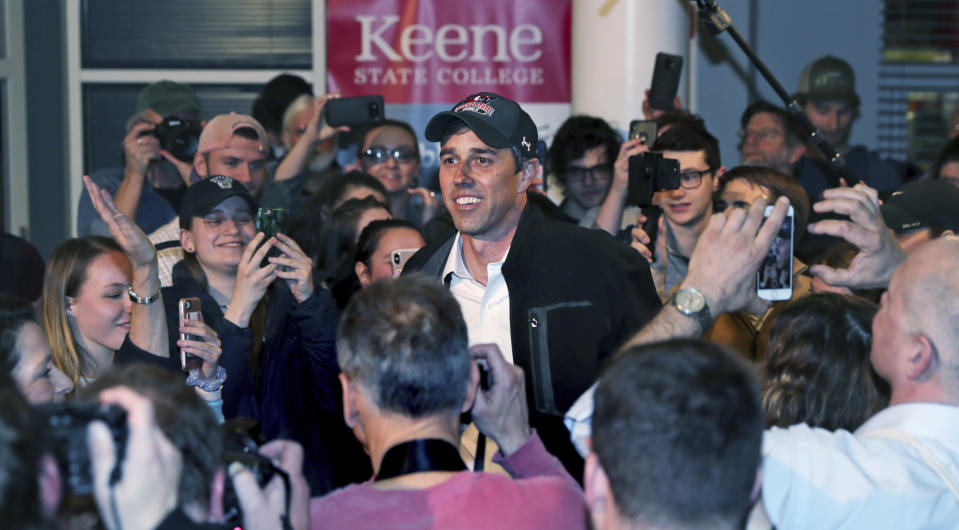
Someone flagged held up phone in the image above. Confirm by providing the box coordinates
[178,297,204,371]
[627,152,681,206]
[534,140,548,192]
[649,52,684,111]
[325,95,385,126]
[757,205,795,301]
[391,248,420,278]
[629,120,658,145]
[256,207,288,266]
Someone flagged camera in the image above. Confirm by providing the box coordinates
[139,115,203,162]
[221,420,289,526]
[627,152,681,206]
[34,401,128,497]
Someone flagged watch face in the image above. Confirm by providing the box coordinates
[676,289,705,313]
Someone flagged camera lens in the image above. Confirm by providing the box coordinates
[393,253,400,264]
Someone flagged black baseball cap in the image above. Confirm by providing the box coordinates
[880,179,959,234]
[795,56,860,107]
[179,175,258,228]
[425,92,538,158]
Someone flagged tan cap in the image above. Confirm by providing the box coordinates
[197,112,270,154]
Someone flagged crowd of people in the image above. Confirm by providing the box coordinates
[2,52,958,529]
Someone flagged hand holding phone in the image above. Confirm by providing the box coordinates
[178,297,204,371]
[629,120,658,145]
[757,205,794,301]
[325,95,385,126]
[649,52,684,111]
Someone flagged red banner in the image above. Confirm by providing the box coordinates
[326,0,572,104]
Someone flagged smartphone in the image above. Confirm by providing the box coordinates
[256,207,288,266]
[391,248,420,278]
[757,205,794,301]
[629,120,658,145]
[534,140,548,192]
[325,95,385,126]
[178,297,204,371]
[649,52,684,111]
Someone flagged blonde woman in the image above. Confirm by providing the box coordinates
[41,176,179,387]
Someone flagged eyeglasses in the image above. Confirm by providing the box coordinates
[566,164,613,185]
[200,212,254,227]
[677,170,712,189]
[362,146,419,165]
[738,128,784,142]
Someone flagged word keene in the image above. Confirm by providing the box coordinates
[355,15,545,62]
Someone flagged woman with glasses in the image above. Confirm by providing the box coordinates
[160,175,358,495]
[357,119,442,229]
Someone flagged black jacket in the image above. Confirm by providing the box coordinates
[404,204,662,474]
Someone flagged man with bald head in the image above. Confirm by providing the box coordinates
[760,233,959,527]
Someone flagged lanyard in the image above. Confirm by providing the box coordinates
[375,438,467,481]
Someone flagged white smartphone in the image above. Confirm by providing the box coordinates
[391,248,420,278]
[757,204,794,301]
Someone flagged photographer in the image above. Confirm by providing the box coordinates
[0,364,311,529]
[311,276,585,529]
[78,80,205,237]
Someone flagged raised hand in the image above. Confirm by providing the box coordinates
[269,233,315,303]
[123,121,161,177]
[225,233,277,328]
[89,386,181,530]
[470,343,531,457]
[83,174,156,269]
[807,183,906,289]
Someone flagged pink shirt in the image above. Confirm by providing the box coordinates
[309,432,586,529]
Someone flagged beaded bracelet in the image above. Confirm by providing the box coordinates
[186,366,227,392]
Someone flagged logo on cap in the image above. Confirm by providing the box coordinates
[454,94,496,117]
[814,71,850,89]
[209,176,234,189]
[521,137,531,152]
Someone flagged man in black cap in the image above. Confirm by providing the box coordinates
[403,92,661,477]
[881,179,959,254]
[793,56,906,200]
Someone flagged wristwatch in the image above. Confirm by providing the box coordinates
[670,287,713,332]
[127,283,159,305]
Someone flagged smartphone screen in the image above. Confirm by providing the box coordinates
[178,297,204,371]
[757,205,794,301]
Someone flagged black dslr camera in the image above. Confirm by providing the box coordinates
[35,401,128,497]
[140,115,203,162]
[627,152,681,207]
[221,420,290,526]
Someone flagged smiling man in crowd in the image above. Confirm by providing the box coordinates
[404,92,660,477]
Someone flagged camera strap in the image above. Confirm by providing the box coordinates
[375,438,466,481]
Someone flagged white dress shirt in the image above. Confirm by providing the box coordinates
[443,233,513,364]
[762,403,959,529]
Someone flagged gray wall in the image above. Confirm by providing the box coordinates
[695,0,882,169]
[25,0,67,259]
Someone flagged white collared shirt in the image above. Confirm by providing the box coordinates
[762,403,959,528]
[442,233,514,364]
